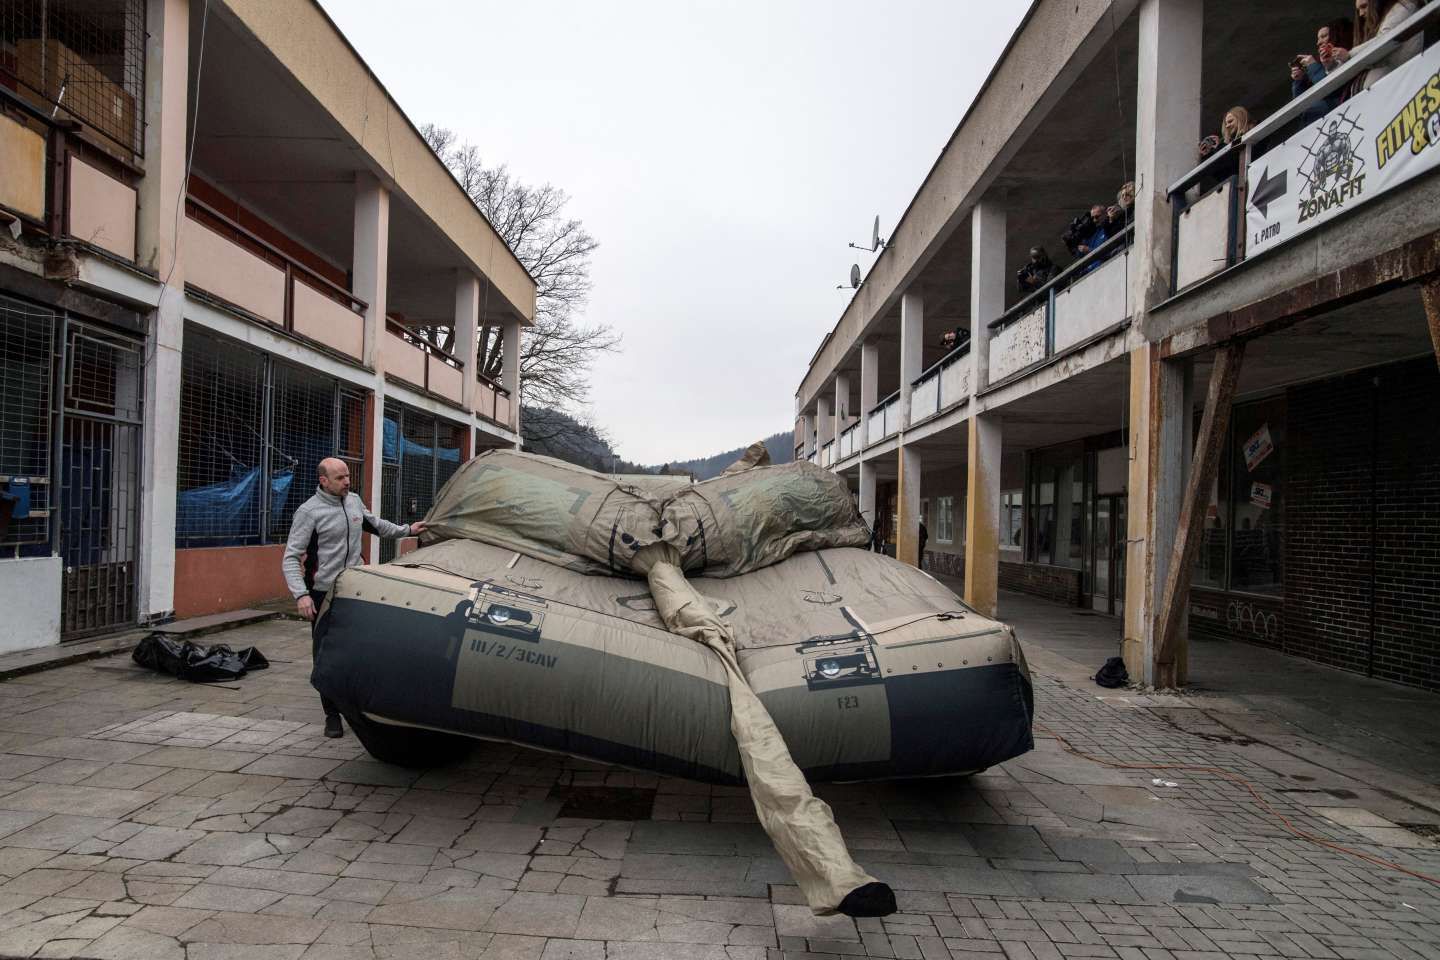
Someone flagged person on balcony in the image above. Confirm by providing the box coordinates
[283,458,426,739]
[1352,0,1422,91]
[1113,181,1135,227]
[1062,204,1107,258]
[1198,107,1253,161]
[940,326,971,353]
[1291,19,1356,121]
[1016,246,1058,294]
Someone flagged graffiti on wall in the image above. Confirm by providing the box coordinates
[1226,598,1281,643]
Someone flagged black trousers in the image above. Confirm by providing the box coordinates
[310,589,338,719]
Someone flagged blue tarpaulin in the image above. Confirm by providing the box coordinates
[383,417,460,464]
[176,467,294,541]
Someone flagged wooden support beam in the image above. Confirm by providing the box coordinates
[1423,275,1440,370]
[1153,342,1245,688]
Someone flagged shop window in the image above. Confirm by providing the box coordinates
[0,296,57,555]
[1001,490,1024,550]
[1187,395,1284,596]
[379,398,466,562]
[176,325,367,547]
[1026,446,1085,568]
[1229,398,1283,595]
[936,495,954,543]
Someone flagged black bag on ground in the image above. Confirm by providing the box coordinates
[1094,656,1129,689]
[132,633,270,683]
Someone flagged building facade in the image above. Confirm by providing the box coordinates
[794,0,1440,691]
[0,0,534,649]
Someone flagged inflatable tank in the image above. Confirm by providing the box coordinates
[314,536,1034,781]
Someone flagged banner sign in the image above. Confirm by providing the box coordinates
[1246,40,1440,257]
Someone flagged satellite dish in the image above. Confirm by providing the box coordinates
[848,215,887,253]
[849,264,862,289]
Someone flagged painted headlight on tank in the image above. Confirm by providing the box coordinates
[488,606,513,624]
[818,659,842,678]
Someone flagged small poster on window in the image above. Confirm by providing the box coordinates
[1249,481,1272,510]
[1243,424,1274,472]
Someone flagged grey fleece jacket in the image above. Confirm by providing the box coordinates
[281,487,412,598]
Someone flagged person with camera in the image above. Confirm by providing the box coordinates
[1016,246,1058,295]
[1290,19,1355,121]
[940,326,971,354]
[1062,205,1108,258]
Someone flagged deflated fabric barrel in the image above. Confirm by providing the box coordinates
[313,538,1034,783]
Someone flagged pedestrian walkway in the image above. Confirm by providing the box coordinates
[0,613,1434,958]
[962,583,1440,790]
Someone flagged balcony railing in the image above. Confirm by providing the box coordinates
[909,342,971,425]
[867,390,900,443]
[838,422,859,459]
[384,321,466,407]
[988,224,1133,384]
[474,369,514,429]
[184,196,367,362]
[820,440,834,468]
[1166,2,1439,295]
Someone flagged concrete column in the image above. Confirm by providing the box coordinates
[899,292,924,429]
[1122,346,1188,685]
[1132,0,1203,315]
[353,174,390,562]
[860,340,878,446]
[964,413,1003,618]
[895,445,922,567]
[453,271,480,456]
[816,396,831,450]
[134,0,188,622]
[859,460,877,538]
[353,174,390,371]
[970,199,1006,392]
[834,373,850,444]
[502,318,522,445]
[801,412,816,456]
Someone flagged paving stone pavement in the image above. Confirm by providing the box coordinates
[0,617,1434,959]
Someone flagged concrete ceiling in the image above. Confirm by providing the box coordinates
[186,8,507,327]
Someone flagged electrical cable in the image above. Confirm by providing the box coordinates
[142,0,211,374]
[1036,721,1440,888]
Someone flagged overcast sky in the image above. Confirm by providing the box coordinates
[322,1,1029,465]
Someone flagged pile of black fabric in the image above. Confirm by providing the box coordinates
[132,634,269,683]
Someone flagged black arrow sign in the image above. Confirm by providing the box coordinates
[1250,166,1288,218]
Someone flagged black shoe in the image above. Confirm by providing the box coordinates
[324,715,344,739]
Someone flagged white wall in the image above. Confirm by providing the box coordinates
[0,558,62,653]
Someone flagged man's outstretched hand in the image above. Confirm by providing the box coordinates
[411,521,428,536]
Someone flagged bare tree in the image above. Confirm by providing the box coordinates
[421,124,620,414]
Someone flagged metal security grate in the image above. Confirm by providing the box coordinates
[58,322,141,638]
[379,398,465,562]
[338,386,366,500]
[176,328,265,546]
[268,360,340,541]
[1,0,147,154]
[0,296,57,552]
[176,325,371,548]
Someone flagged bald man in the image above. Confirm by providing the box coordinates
[282,457,427,738]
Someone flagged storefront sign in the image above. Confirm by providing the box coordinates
[1250,481,1273,510]
[1243,423,1274,471]
[1246,40,1440,257]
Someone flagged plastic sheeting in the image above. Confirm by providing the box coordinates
[175,467,293,541]
[133,634,270,683]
